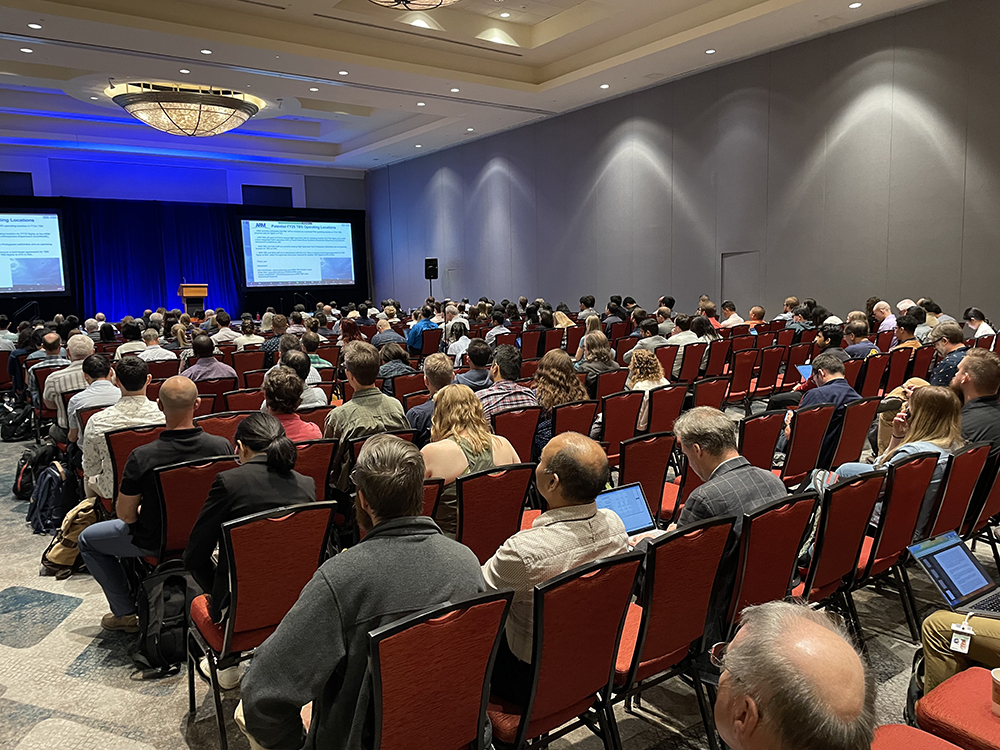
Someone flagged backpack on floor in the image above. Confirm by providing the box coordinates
[133,561,201,677]
[1,402,34,443]
[13,442,59,500]
[40,497,98,579]
[26,461,78,535]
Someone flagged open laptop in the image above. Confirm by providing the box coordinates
[596,482,667,546]
[908,531,1000,616]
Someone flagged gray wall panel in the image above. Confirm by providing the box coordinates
[366,169,394,302]
[304,175,366,210]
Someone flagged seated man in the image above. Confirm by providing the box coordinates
[27,332,70,403]
[928,322,970,386]
[78,376,231,631]
[602,301,624,336]
[813,324,850,363]
[844,321,879,359]
[114,321,146,360]
[953,348,1000,459]
[209,311,239,344]
[623,318,669,364]
[873,300,897,335]
[406,353,453,448]
[719,300,745,328]
[454,339,493,392]
[714,600,875,750]
[43,333,94,443]
[138,328,178,361]
[265,334,321,385]
[745,306,766,330]
[278,349,329,409]
[784,305,815,342]
[922,609,1000,693]
[772,296,799,322]
[478,344,538,422]
[181,335,238,382]
[484,433,628,705]
[66,354,120,444]
[301,331,333,371]
[909,305,934,344]
[890,314,922,352]
[262,314,289,367]
[370,319,405,349]
[656,306,675,337]
[784,353,861,470]
[405,305,438,356]
[237,435,485,750]
[286,310,307,336]
[484,310,511,348]
[578,295,599,321]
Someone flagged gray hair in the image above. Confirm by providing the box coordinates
[149,312,163,325]
[672,406,737,456]
[84,318,99,332]
[445,305,459,317]
[142,328,160,343]
[725,601,876,750]
[67,334,95,360]
[354,434,425,519]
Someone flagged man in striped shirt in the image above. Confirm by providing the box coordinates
[477,345,537,421]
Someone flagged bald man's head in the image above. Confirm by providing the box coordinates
[158,376,199,416]
[719,601,874,750]
[537,432,610,506]
[42,332,61,354]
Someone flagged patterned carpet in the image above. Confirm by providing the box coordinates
[0,429,990,750]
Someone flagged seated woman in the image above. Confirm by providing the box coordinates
[964,306,996,339]
[690,315,720,372]
[421,384,519,538]
[625,349,669,432]
[446,321,472,367]
[533,349,589,459]
[573,315,601,362]
[263,366,322,442]
[378,342,417,396]
[574,331,621,399]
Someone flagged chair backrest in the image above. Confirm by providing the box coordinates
[194,411,254,444]
[730,334,755,353]
[551,400,599,437]
[146,359,180,379]
[224,388,264,412]
[541,328,564,355]
[801,472,885,602]
[842,358,864,389]
[232,350,265,380]
[194,377,237,413]
[423,477,445,517]
[775,328,794,347]
[675,342,707,383]
[491,406,542,463]
[514,553,643,747]
[520,358,541,381]
[77,405,106,436]
[927,442,991,540]
[146,378,167,402]
[314,346,340,368]
[619,432,676,517]
[703,339,732,378]
[751,345,786,399]
[646,384,686,434]
[909,345,936,381]
[726,348,758,401]
[520,330,541,358]
[421,328,443,356]
[369,591,513,750]
[153,455,238,559]
[105,423,169,501]
[33,365,67,413]
[858,353,890,398]
[298,405,334,431]
[596,369,628,400]
[799,328,818,345]
[875,329,894,352]
[692,376,730,409]
[390,373,427,405]
[828,397,882,469]
[565,326,585,354]
[968,459,1000,537]
[222,502,335,655]
[660,456,704,524]
[243,369,268,389]
[621,516,734,687]
[495,332,518,348]
[738,411,785,471]
[781,403,835,486]
[779,343,813,391]
[755,331,776,349]
[600,390,644,462]
[610,321,631,341]
[883,347,913,393]
[403,390,431,411]
[729,494,818,636]
[653,345,679,380]
[292,439,338,501]
[456,464,535,564]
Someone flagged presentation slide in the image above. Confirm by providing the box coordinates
[242,219,355,287]
[0,214,67,293]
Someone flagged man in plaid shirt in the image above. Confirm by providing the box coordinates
[477,345,538,421]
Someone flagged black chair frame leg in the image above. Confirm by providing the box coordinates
[690,663,720,750]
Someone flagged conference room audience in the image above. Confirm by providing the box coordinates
[484,432,627,705]
[378,343,417,396]
[66,354,120,444]
[714,601,875,750]
[181,335,237,382]
[370,319,404,349]
[78,376,230,632]
[263,334,321,386]
[237,435,485,750]
[454,339,493,392]
[623,318,669,365]
[575,331,620,399]
[783,353,861,470]
[234,319,264,351]
[478,344,538,421]
[42,334,94,442]
[27,332,71,403]
[533,349,589,460]
[277,350,328,410]
[137,328,177,361]
[406,353,453,448]
[420,384,519,537]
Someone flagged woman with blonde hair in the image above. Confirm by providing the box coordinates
[421,384,519,537]
[167,323,190,351]
[573,315,601,362]
[553,310,574,329]
[574,331,621,399]
[626,349,670,431]
[532,349,589,459]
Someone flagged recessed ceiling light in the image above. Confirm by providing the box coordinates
[19,48,33,54]
[309,87,319,91]
[338,70,348,75]
[27,23,42,29]
[200,49,212,54]
[500,12,510,17]
[90,96,99,100]
[417,101,426,106]
[600,84,610,89]
[450,87,460,92]
[415,144,422,148]
[410,18,431,28]
[467,127,474,132]
[705,49,716,54]
[179,69,191,74]
[848,2,862,7]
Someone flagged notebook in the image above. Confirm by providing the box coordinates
[908,531,1000,617]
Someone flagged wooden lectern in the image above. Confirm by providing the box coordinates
[178,284,208,316]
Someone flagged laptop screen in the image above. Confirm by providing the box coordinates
[596,483,655,535]
[909,531,996,608]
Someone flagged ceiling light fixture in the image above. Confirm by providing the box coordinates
[500,12,510,17]
[90,96,99,100]
[200,49,213,55]
[338,70,349,75]
[848,2,862,6]
[309,87,319,91]
[19,48,33,53]
[417,101,426,106]
[27,23,42,29]
[467,127,474,132]
[450,87,460,92]
[179,69,191,74]
[111,81,262,137]
[410,18,431,27]
[600,84,610,89]
[368,0,461,9]
[705,49,716,54]
[415,144,422,148]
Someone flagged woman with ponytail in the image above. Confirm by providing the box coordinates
[184,412,315,626]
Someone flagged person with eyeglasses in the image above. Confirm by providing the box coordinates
[710,601,875,750]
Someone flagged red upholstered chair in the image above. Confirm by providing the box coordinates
[551,400,599,437]
[486,552,643,750]
[883,347,914,394]
[314,346,340,369]
[598,390,644,467]
[702,339,731,378]
[909,345,936,381]
[724,348,758,414]
[614,337,637,367]
[243,369,267,389]
[842,357,864,390]
[792,472,884,642]
[964,462,1000,569]
[916,667,1000,750]
[194,411,253,445]
[223,388,263,412]
[187,501,336,750]
[609,321,631,341]
[231,350,265,383]
[293,439,337,502]
[674,342,707,384]
[565,326,585,354]
[420,328,443,358]
[692,376,730,410]
[520,358,541,381]
[738,410,785,471]
[747,345,786,409]
[612,516,735,750]
[495,332,518,348]
[799,329,819,345]
[403,390,431,411]
[876,329,894,352]
[146,379,166,402]
[32,364,67,442]
[977,335,996,350]
[194,377,237,414]
[298,405,334,432]
[596,370,629,400]
[315,382,334,404]
[730,334,754,355]
[775,328,794,348]
[105,424,169,510]
[146,359,180,379]
[755,331,776,348]
[456,463,535,564]
[653,345,679,381]
[339,379,355,403]
[422,477,444,517]
[369,591,514,750]
[388,372,426,406]
[924,442,991,540]
[827,396,881,469]
[491,406,542,463]
[872,724,962,750]
[659,456,704,526]
[858,352,891,398]
[646,384,686,434]
[520,330,542,359]
[618,433,676,518]
[152,455,238,562]
[777,342,813,392]
[851,452,940,640]
[77,405,105,438]
[0,350,10,391]
[541,328,564,355]
[775,403,834,488]
[727,493,818,638]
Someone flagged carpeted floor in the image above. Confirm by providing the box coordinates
[0,425,992,750]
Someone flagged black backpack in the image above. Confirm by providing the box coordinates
[1,403,34,443]
[133,561,201,677]
[13,442,59,501]
[26,461,78,535]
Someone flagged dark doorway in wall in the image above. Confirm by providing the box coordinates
[241,184,293,207]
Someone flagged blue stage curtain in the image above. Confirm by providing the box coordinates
[63,198,243,320]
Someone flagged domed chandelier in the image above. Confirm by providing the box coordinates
[110,82,262,137]
[367,0,462,9]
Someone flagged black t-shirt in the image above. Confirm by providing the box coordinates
[119,427,232,551]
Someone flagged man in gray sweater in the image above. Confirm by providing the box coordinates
[237,434,486,750]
